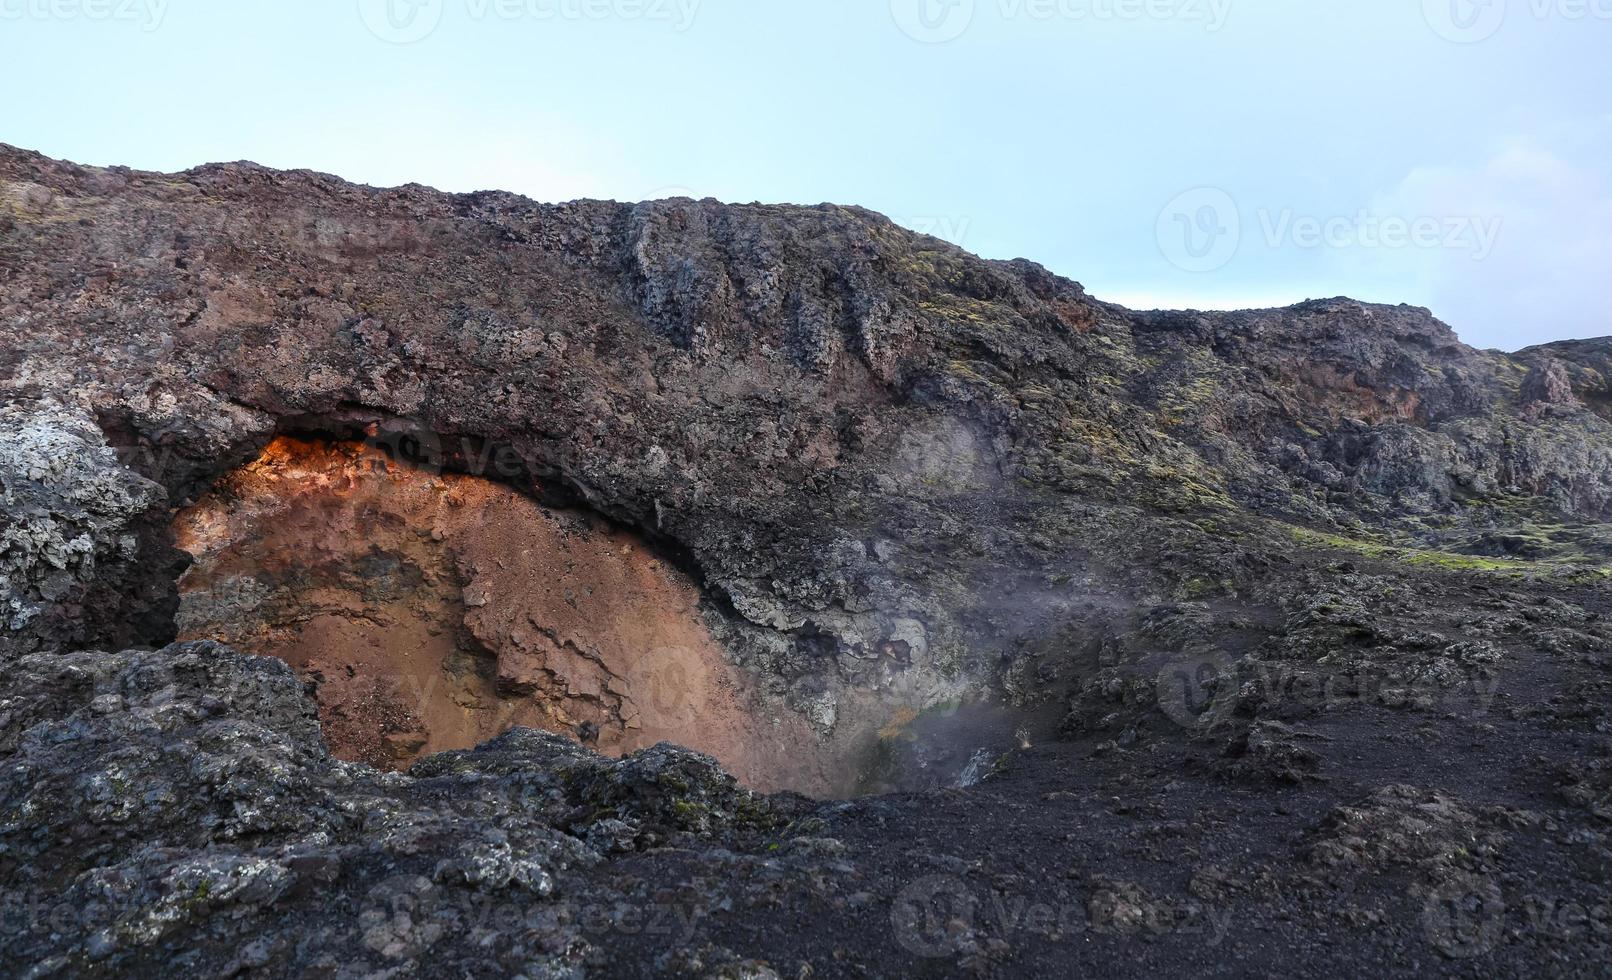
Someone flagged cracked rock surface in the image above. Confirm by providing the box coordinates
[3,143,1612,976]
[171,435,833,794]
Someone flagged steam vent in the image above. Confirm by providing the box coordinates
[5,143,1612,977]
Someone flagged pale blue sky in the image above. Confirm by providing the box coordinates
[3,0,1608,350]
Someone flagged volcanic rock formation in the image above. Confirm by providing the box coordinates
[172,434,833,793]
[3,143,1612,977]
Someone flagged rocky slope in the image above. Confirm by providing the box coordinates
[3,143,1611,977]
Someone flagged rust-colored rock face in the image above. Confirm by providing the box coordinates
[172,436,828,794]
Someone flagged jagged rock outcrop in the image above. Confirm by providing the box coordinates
[3,144,1611,977]
[169,435,836,793]
[4,143,1610,665]
[0,643,794,975]
[0,401,180,657]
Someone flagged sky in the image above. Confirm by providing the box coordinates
[2,0,1609,351]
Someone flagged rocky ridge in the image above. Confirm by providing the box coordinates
[3,143,1612,977]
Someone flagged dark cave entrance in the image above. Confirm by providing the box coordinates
[169,434,834,794]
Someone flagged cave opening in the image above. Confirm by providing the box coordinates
[170,433,832,795]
